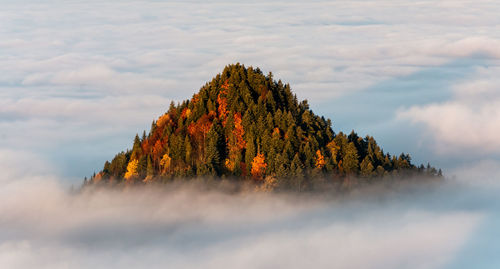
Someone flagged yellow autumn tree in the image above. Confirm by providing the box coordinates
[160,153,172,175]
[315,150,326,169]
[251,153,267,180]
[124,159,139,180]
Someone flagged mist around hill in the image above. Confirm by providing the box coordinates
[1,158,498,269]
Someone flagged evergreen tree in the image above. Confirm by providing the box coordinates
[343,142,359,175]
[275,153,288,178]
[204,119,224,175]
[146,156,154,179]
[245,138,256,176]
[131,134,142,160]
[290,154,304,191]
[360,156,374,177]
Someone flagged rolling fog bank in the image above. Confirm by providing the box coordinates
[1,173,499,269]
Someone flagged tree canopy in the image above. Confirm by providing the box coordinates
[88,63,441,190]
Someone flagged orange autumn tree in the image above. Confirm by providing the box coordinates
[251,153,267,180]
[156,113,171,128]
[315,150,326,169]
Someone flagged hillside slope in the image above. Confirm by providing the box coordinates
[89,63,440,189]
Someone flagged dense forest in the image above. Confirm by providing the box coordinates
[87,63,441,191]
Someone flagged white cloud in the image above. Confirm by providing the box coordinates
[398,66,500,154]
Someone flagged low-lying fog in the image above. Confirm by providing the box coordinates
[1,159,499,269]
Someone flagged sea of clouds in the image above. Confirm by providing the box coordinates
[1,151,500,269]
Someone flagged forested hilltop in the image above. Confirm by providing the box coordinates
[87,63,441,190]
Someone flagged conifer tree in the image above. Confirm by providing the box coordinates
[343,142,359,174]
[245,138,256,175]
[205,119,224,175]
[146,156,154,180]
[290,154,304,191]
[131,134,142,160]
[360,156,374,177]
